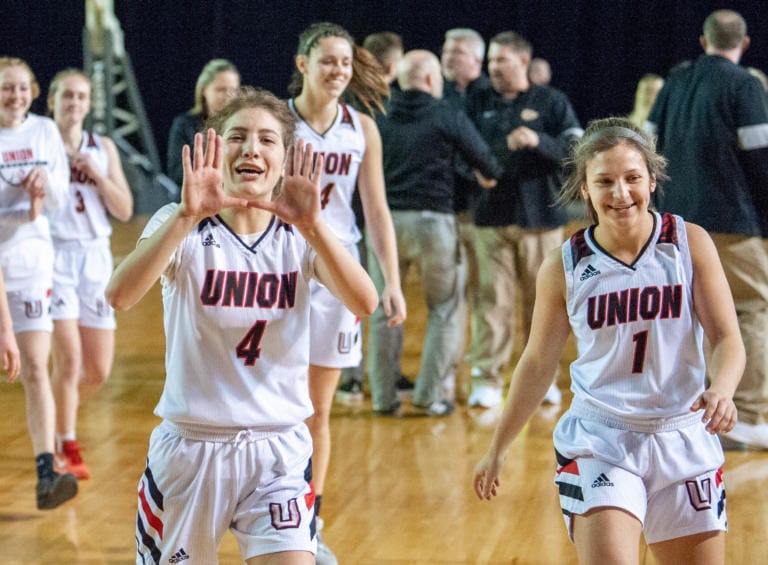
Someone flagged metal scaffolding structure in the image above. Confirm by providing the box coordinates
[83,0,178,209]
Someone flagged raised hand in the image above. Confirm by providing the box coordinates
[179,128,248,220]
[249,139,323,228]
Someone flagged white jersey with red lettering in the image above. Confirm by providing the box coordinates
[289,99,364,247]
[141,204,317,429]
[561,211,705,422]
[0,113,68,291]
[51,131,112,241]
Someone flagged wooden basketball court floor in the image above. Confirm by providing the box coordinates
[1,217,766,564]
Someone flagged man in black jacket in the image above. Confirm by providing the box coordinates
[648,9,768,449]
[367,49,501,416]
[465,31,582,409]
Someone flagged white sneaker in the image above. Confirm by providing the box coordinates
[720,421,768,450]
[542,382,562,406]
[468,383,502,408]
[315,517,339,565]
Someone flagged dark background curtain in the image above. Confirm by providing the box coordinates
[5,0,767,176]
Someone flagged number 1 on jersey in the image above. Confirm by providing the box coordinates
[631,330,648,374]
[236,320,267,366]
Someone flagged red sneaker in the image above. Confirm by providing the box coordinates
[55,440,91,480]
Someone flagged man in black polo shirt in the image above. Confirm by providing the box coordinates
[648,9,768,449]
[466,31,582,409]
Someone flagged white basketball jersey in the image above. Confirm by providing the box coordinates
[51,131,113,241]
[142,204,317,429]
[290,100,365,246]
[563,212,705,420]
[0,114,68,253]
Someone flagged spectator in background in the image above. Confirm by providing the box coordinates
[527,57,552,86]
[466,31,583,410]
[441,28,493,110]
[628,73,664,128]
[337,30,407,402]
[440,28,495,400]
[369,49,501,416]
[363,31,404,87]
[166,59,240,187]
[647,9,768,449]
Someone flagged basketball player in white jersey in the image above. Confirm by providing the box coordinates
[106,87,378,564]
[473,117,744,564]
[288,22,406,564]
[0,57,78,510]
[47,69,133,480]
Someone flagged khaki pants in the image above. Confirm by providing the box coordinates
[467,225,564,384]
[710,233,768,425]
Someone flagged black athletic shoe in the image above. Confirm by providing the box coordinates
[335,380,364,403]
[36,472,78,510]
[396,374,414,391]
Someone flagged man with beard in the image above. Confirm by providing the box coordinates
[465,31,582,409]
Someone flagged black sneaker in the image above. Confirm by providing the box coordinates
[396,374,414,390]
[412,400,455,417]
[335,380,364,403]
[36,472,78,510]
[396,374,415,400]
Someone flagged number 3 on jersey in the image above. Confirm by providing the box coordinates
[236,320,267,366]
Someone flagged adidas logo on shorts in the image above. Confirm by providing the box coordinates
[169,548,190,563]
[591,473,614,488]
[579,264,601,281]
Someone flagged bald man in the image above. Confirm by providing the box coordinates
[366,49,501,416]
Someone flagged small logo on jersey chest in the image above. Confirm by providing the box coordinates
[201,232,220,248]
[579,264,601,281]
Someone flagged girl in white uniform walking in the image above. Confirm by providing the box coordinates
[0,57,76,510]
[289,21,406,564]
[107,87,377,564]
[47,68,133,480]
[473,117,744,564]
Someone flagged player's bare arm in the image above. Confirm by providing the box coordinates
[474,248,570,500]
[356,113,406,326]
[73,136,133,222]
[107,130,248,311]
[687,222,744,433]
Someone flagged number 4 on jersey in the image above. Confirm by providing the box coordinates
[236,320,267,366]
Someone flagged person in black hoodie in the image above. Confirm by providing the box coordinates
[367,49,501,416]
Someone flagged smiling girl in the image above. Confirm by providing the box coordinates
[473,117,744,564]
[47,69,133,480]
[0,56,75,510]
[288,24,406,562]
[107,87,377,564]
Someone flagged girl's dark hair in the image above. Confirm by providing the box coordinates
[558,116,668,224]
[288,22,389,115]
